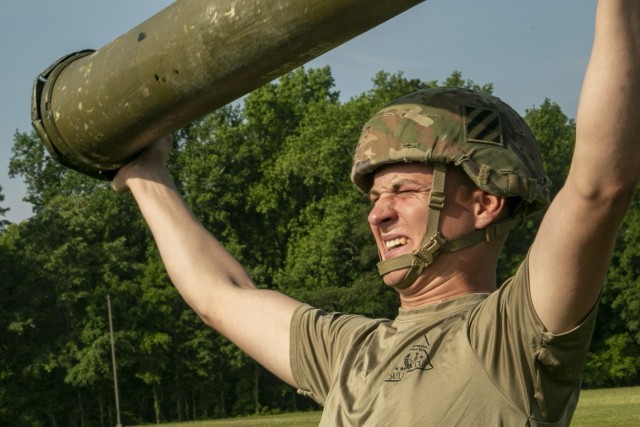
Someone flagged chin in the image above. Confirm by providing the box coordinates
[382,269,410,288]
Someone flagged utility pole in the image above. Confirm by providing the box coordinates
[107,295,123,427]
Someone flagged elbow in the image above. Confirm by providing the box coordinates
[599,180,636,209]
[191,297,219,330]
[568,178,636,220]
[190,280,252,331]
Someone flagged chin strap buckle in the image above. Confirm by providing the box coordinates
[414,233,447,268]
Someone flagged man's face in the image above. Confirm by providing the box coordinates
[367,163,434,287]
[367,162,481,288]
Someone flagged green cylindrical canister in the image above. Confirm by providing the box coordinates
[32,0,425,179]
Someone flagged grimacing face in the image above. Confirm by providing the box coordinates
[367,163,481,288]
[368,163,432,287]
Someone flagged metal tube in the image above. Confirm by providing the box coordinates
[107,295,122,427]
[31,0,425,179]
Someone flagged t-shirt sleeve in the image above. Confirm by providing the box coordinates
[469,254,598,422]
[290,304,386,405]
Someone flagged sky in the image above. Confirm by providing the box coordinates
[1,0,597,224]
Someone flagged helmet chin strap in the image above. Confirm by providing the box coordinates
[375,164,523,290]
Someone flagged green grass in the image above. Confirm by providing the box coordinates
[135,411,322,427]
[135,387,640,426]
[572,387,640,427]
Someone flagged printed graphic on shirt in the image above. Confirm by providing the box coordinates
[385,336,433,382]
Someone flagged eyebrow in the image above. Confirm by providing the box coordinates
[369,178,427,197]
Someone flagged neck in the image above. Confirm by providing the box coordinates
[395,247,498,308]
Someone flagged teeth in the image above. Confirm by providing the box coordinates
[385,237,407,250]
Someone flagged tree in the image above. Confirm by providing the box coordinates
[443,70,494,94]
[5,130,170,425]
[497,99,576,285]
[522,99,640,389]
[4,65,636,425]
[583,191,640,387]
[0,186,8,230]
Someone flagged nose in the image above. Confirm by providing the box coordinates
[368,196,397,227]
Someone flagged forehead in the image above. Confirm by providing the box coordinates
[370,163,433,189]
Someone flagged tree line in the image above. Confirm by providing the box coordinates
[0,68,638,426]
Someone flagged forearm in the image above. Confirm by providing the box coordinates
[529,1,640,333]
[127,165,255,321]
[574,0,640,191]
[124,166,301,385]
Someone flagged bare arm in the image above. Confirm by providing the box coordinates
[113,137,303,386]
[529,1,640,333]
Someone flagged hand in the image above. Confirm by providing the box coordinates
[111,135,174,192]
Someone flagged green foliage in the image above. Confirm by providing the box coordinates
[0,186,8,229]
[581,189,640,387]
[609,192,640,342]
[584,334,640,388]
[525,99,575,196]
[442,70,494,94]
[497,99,576,284]
[1,66,637,425]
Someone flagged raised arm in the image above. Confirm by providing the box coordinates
[113,137,303,386]
[529,1,640,333]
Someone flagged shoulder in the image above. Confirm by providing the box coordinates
[291,304,390,343]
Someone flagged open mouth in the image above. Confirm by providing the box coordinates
[384,237,408,250]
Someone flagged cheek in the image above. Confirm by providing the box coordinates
[402,201,430,229]
[440,200,476,239]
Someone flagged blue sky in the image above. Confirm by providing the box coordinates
[1,0,596,223]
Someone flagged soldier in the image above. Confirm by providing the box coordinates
[112,1,640,424]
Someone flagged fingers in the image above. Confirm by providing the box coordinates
[110,135,174,192]
[111,174,129,193]
[143,135,174,162]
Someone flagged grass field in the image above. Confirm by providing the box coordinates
[135,386,640,426]
[571,387,640,427]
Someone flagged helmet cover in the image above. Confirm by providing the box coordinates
[351,87,550,214]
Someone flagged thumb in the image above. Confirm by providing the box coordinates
[110,170,130,193]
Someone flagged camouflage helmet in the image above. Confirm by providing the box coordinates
[351,87,550,214]
[352,87,551,290]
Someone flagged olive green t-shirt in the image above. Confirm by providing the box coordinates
[290,256,597,426]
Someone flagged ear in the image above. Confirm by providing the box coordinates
[472,191,507,229]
